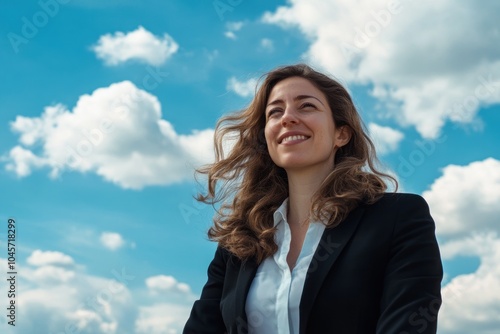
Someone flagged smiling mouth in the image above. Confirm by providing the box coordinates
[280,135,310,144]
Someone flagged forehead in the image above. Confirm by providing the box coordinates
[268,76,326,102]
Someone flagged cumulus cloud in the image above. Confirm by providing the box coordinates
[5,81,214,189]
[15,250,135,333]
[27,249,74,266]
[136,276,195,332]
[260,38,274,51]
[224,31,237,40]
[66,309,118,334]
[423,158,500,237]
[420,158,500,333]
[367,122,404,155]
[227,77,258,97]
[438,233,500,334]
[92,26,179,66]
[224,21,244,40]
[31,265,76,283]
[100,232,125,251]
[135,303,192,334]
[146,275,191,294]
[4,146,46,177]
[11,250,194,333]
[263,0,500,138]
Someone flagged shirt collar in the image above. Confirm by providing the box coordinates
[273,198,289,228]
[273,198,328,227]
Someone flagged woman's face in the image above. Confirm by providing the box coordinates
[264,76,348,175]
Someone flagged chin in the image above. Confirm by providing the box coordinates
[274,155,335,174]
[275,159,311,170]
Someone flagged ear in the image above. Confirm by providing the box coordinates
[334,125,352,149]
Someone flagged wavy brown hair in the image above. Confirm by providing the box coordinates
[197,64,397,263]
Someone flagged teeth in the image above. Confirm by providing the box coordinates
[282,135,308,143]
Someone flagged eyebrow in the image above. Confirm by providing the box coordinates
[266,95,326,108]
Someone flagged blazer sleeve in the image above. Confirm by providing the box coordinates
[183,245,227,334]
[376,194,443,334]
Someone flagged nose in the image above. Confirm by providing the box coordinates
[281,107,299,127]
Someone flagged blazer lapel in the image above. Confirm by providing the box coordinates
[299,205,366,334]
[233,258,259,332]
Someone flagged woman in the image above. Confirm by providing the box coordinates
[183,64,443,333]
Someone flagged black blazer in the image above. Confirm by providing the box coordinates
[184,193,443,333]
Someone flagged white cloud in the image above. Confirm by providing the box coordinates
[10,249,194,333]
[263,0,500,138]
[27,249,74,266]
[224,21,244,40]
[92,26,179,66]
[423,158,500,237]
[31,265,76,283]
[5,81,214,189]
[224,31,237,40]
[4,146,46,177]
[227,21,244,31]
[367,122,404,155]
[14,250,135,333]
[439,233,500,334]
[137,276,194,333]
[66,309,118,334]
[227,77,258,97]
[145,275,191,294]
[419,158,500,333]
[100,232,125,251]
[135,303,191,334]
[260,38,274,51]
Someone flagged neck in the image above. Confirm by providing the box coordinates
[286,166,331,227]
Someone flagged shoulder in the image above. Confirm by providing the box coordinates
[214,244,245,266]
[377,192,427,204]
[358,192,434,231]
[366,192,429,211]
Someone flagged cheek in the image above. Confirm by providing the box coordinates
[319,114,336,140]
[264,124,275,146]
[314,119,336,150]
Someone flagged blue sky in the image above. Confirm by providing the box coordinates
[1,1,499,333]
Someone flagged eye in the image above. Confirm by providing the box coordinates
[300,102,316,109]
[267,108,283,117]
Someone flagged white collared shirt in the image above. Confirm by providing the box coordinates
[245,198,326,334]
